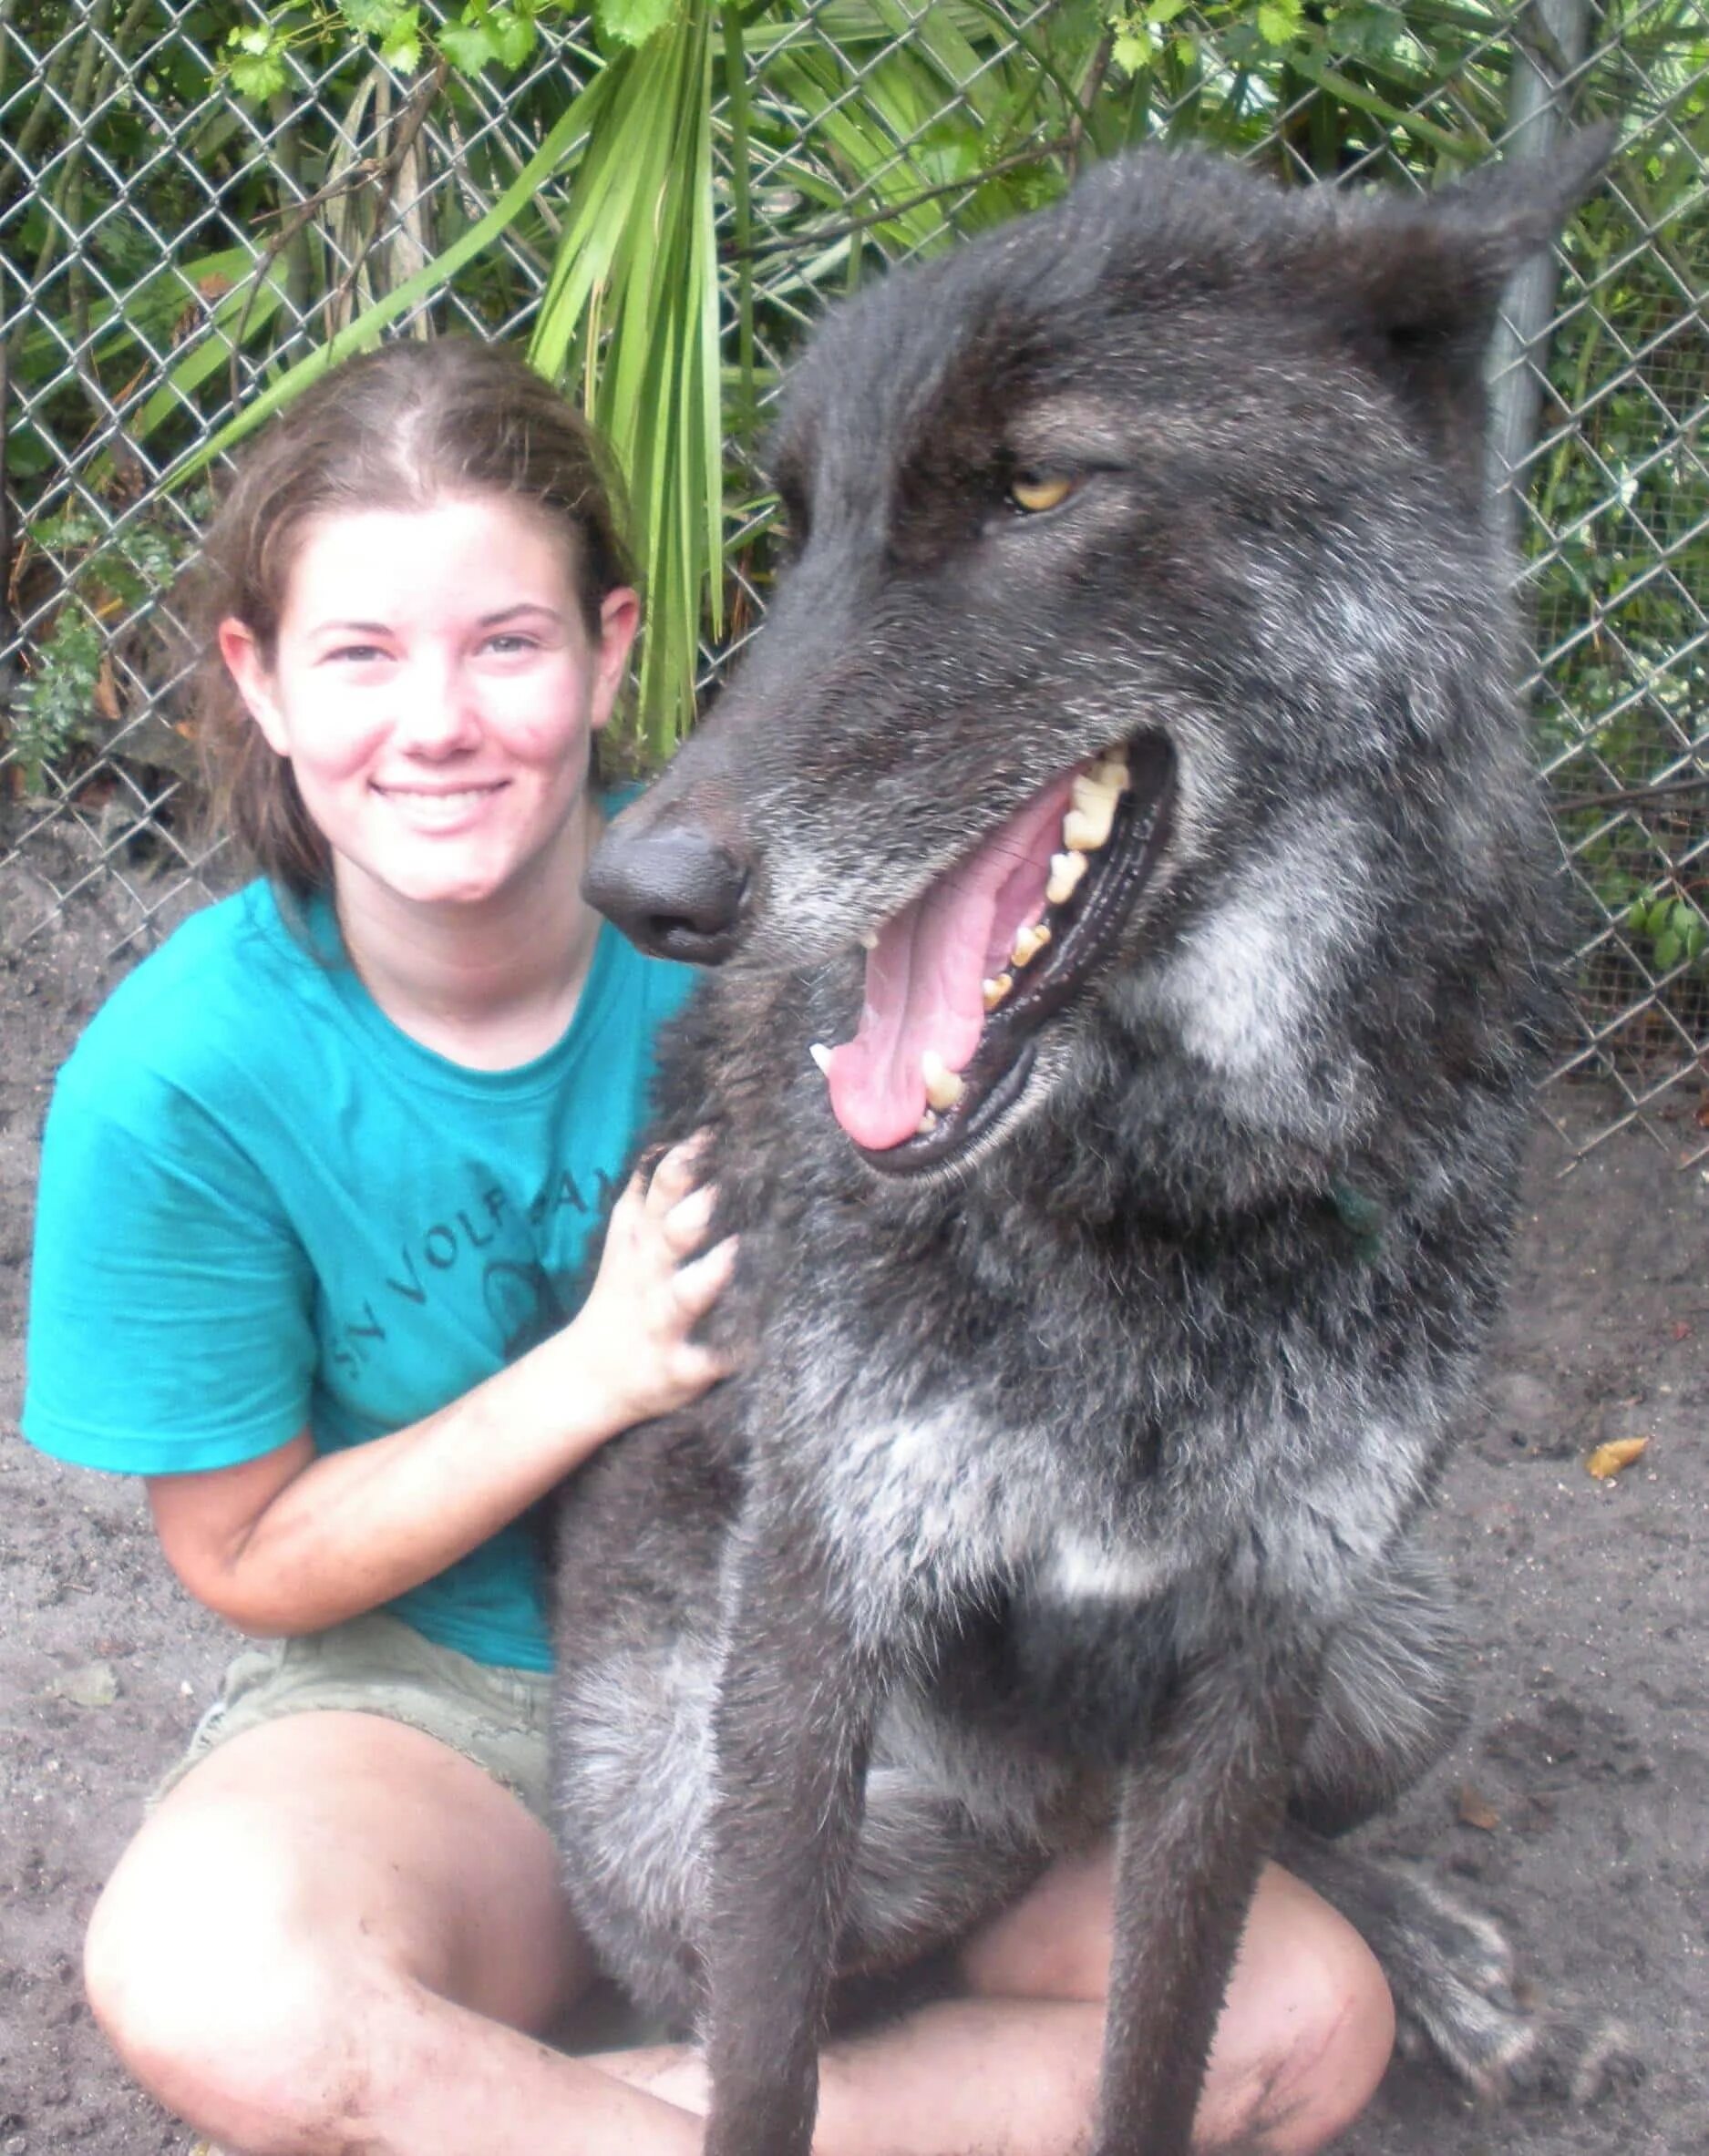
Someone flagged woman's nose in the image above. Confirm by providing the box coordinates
[394,659,482,754]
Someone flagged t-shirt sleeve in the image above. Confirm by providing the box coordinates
[22,1045,318,1476]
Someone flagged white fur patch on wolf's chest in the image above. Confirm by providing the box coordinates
[1045,1531,1181,1603]
[809,1398,1060,1611]
[803,1392,1185,1640]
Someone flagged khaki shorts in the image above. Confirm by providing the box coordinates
[151,1609,555,1827]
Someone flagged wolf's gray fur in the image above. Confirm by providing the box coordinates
[552,138,1621,2156]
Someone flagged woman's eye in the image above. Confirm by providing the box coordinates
[1008,470,1077,515]
[482,633,538,656]
[327,643,387,665]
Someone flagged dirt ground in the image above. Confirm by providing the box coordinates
[2,855,1706,2156]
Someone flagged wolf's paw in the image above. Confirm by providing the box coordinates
[1387,1873,1641,2108]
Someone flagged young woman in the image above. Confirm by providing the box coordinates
[23,339,1395,2156]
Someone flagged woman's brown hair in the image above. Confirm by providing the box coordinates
[187,338,636,900]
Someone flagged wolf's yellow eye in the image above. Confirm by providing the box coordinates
[1008,471,1076,515]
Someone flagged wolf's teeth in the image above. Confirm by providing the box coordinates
[921,1051,965,1112]
[982,971,1014,1011]
[1066,776,1119,853]
[916,1109,939,1135]
[858,928,879,951]
[1071,771,1121,813]
[1088,754,1131,793]
[1046,851,1088,907]
[1012,922,1051,969]
[809,1042,832,1075]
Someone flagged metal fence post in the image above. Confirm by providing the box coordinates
[1487,0,1595,516]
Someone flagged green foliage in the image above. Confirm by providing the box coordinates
[1523,0,1708,1019]
[1628,891,1708,976]
[596,0,684,47]
[217,0,567,94]
[7,510,192,793]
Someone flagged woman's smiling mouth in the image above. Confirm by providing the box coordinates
[371,781,510,828]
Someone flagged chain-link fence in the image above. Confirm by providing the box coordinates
[3,0,1705,1163]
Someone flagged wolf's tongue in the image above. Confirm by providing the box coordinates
[824,772,1078,1150]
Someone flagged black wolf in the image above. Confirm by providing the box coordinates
[553,137,1620,2156]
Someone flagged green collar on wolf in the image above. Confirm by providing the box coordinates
[1327,1179,1387,1262]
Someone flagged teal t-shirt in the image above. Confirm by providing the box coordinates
[22,879,695,1671]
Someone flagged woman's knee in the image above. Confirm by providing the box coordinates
[1215,1888,1395,2154]
[84,1809,386,2152]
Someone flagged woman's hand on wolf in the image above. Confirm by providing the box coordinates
[144,1139,737,1638]
[572,1134,738,1430]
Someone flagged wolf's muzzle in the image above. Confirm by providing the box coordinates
[584,816,751,964]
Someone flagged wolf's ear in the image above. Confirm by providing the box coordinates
[1336,124,1617,387]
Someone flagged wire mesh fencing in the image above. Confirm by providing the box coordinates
[3,0,1705,1164]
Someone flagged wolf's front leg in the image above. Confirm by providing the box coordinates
[699,1518,891,2156]
[1097,1642,1319,2156]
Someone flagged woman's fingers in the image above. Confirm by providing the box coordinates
[644,1132,713,1217]
[659,1180,716,1256]
[672,1236,738,1325]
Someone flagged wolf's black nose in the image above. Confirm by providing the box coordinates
[583,819,749,965]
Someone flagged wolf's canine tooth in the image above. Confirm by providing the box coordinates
[921,1052,965,1111]
[982,972,1014,1011]
[809,1042,833,1075]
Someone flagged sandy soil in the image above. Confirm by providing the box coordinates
[2,857,1705,2156]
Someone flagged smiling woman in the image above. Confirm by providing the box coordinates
[19,339,750,2150]
[216,496,639,1062]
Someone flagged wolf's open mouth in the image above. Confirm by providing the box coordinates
[813,734,1174,1172]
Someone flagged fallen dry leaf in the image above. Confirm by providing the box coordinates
[52,1660,118,1709]
[1587,1434,1651,1481]
[1457,1782,1501,1832]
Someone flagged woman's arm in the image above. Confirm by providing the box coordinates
[146,1140,736,1637]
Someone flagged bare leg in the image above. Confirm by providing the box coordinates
[601,1847,1395,2156]
[88,1717,1389,2156]
[85,1711,705,2156]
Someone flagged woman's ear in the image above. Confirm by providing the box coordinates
[590,586,642,734]
[217,618,289,756]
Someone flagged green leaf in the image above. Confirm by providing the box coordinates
[380,6,423,69]
[596,0,679,49]
[1653,929,1683,970]
[488,5,536,67]
[1111,28,1151,74]
[1255,0,1302,50]
[339,0,402,33]
[439,16,499,70]
[228,48,289,99]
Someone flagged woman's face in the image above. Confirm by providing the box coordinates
[221,495,638,915]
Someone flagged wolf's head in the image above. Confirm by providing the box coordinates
[589,136,1611,1183]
